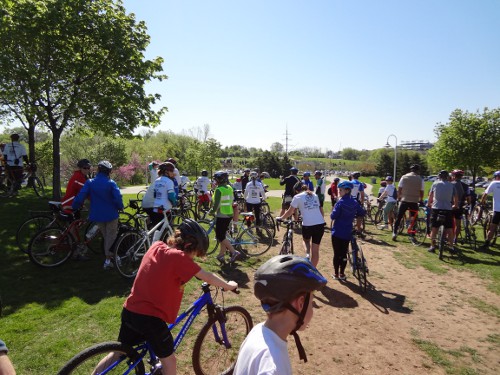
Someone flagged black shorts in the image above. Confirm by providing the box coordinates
[215,217,232,241]
[301,223,325,244]
[118,308,174,359]
[492,211,500,225]
[452,208,465,219]
[430,209,453,229]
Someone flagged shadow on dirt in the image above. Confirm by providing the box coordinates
[315,285,358,309]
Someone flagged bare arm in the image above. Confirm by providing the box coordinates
[0,353,16,375]
[279,206,296,220]
[195,269,238,290]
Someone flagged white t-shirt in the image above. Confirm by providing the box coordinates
[173,167,182,187]
[384,184,397,203]
[153,176,175,211]
[291,191,325,226]
[485,180,500,212]
[194,176,211,194]
[141,182,156,209]
[180,175,190,190]
[244,180,266,204]
[233,322,292,375]
[3,142,27,166]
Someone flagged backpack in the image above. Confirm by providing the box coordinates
[327,187,332,196]
[391,185,398,200]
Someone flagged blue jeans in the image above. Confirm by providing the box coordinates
[383,201,396,224]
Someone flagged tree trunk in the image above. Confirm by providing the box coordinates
[26,121,36,187]
[51,127,63,200]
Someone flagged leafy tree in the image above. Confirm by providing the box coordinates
[375,152,393,177]
[0,0,166,198]
[270,142,284,153]
[341,147,360,161]
[428,108,500,184]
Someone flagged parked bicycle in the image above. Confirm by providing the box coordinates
[455,207,477,250]
[0,162,45,197]
[348,231,369,292]
[397,206,427,246]
[56,282,253,375]
[276,218,297,255]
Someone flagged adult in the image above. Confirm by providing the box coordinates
[479,171,500,251]
[241,168,251,192]
[279,167,301,217]
[73,160,124,270]
[61,159,92,212]
[377,176,397,230]
[166,158,181,196]
[330,181,366,280]
[278,184,325,267]
[0,339,16,375]
[350,171,365,233]
[150,162,177,227]
[234,255,327,374]
[244,171,267,226]
[2,133,28,193]
[328,177,340,205]
[392,164,424,241]
[180,172,191,191]
[232,178,243,191]
[427,170,458,254]
[209,171,241,264]
[194,170,211,211]
[148,161,159,184]
[314,170,326,208]
[450,169,471,243]
[301,172,314,191]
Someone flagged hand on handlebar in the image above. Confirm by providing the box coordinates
[225,280,239,292]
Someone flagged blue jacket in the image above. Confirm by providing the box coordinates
[72,172,124,222]
[330,195,366,240]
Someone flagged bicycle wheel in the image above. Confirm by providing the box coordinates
[16,215,57,254]
[83,221,104,254]
[237,227,273,256]
[260,202,270,214]
[409,218,426,246]
[29,228,74,267]
[198,219,220,255]
[136,189,147,201]
[114,231,148,279]
[260,213,276,238]
[372,208,383,225]
[356,248,368,292]
[470,206,483,226]
[438,226,445,260]
[467,225,478,251]
[56,341,145,375]
[32,176,46,197]
[192,306,253,375]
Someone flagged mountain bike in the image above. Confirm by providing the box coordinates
[113,208,176,279]
[199,213,273,257]
[455,207,477,250]
[482,211,499,246]
[348,232,369,292]
[276,218,296,255]
[0,162,45,197]
[56,283,253,375]
[398,207,427,246]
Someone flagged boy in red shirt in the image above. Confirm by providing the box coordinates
[96,219,238,374]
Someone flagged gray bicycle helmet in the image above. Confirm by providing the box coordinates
[178,219,209,255]
[97,160,112,174]
[351,171,361,179]
[213,171,229,184]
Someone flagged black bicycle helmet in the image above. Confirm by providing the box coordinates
[201,170,208,177]
[314,170,322,176]
[77,159,91,168]
[410,164,420,171]
[167,157,177,165]
[438,170,449,179]
[334,177,340,182]
[213,171,228,184]
[254,255,327,362]
[97,160,112,174]
[178,219,209,255]
[158,162,175,175]
[290,167,298,173]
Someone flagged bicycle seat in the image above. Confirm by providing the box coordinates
[241,212,254,217]
[48,201,62,212]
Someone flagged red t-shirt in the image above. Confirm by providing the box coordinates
[124,242,201,323]
[61,170,88,208]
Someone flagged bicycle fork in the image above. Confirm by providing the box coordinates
[209,305,233,348]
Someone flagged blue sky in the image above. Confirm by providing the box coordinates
[124,0,500,152]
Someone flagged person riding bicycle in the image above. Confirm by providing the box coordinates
[478,170,500,251]
[233,255,327,374]
[61,159,92,212]
[427,170,459,254]
[279,167,301,217]
[72,160,124,270]
[194,170,212,211]
[277,183,326,267]
[377,176,397,230]
[450,169,471,243]
[392,164,424,241]
[244,171,267,227]
[330,181,366,281]
[150,162,178,227]
[209,171,241,264]
[98,220,238,375]
[2,133,28,194]
[314,170,326,207]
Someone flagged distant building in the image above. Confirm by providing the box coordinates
[399,140,433,151]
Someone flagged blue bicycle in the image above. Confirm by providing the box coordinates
[57,283,253,375]
[348,231,369,292]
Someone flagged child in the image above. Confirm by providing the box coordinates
[95,219,238,374]
[233,255,327,374]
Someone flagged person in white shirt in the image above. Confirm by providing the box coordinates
[194,170,212,211]
[166,157,182,187]
[479,171,500,251]
[377,176,397,230]
[148,161,159,184]
[151,162,177,226]
[2,133,28,192]
[277,184,326,267]
[180,172,191,191]
[244,172,267,226]
[233,255,327,375]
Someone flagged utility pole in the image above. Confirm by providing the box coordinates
[283,124,291,156]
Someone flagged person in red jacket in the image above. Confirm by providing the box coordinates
[61,159,92,211]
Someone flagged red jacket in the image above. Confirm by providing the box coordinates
[62,170,88,208]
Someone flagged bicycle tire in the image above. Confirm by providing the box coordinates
[357,247,368,292]
[56,341,145,375]
[280,239,293,255]
[260,212,276,238]
[192,305,253,375]
[438,226,445,260]
[29,227,74,267]
[468,225,478,251]
[409,218,426,246]
[198,219,220,255]
[114,231,148,279]
[83,221,104,254]
[16,215,57,254]
[136,189,147,201]
[32,176,46,198]
[237,226,273,256]
[373,208,383,225]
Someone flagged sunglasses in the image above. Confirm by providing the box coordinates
[82,167,91,170]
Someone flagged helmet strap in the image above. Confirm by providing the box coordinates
[284,293,311,362]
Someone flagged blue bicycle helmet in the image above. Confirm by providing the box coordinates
[494,171,500,177]
[303,171,311,177]
[338,181,353,190]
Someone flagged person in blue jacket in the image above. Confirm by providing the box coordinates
[330,181,366,280]
[73,160,124,270]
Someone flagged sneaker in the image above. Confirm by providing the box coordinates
[427,246,436,253]
[229,250,241,263]
[103,259,114,270]
[216,254,225,264]
[379,224,387,230]
[339,274,346,281]
[332,274,340,280]
[392,234,397,241]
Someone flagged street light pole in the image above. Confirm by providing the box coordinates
[385,134,398,181]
